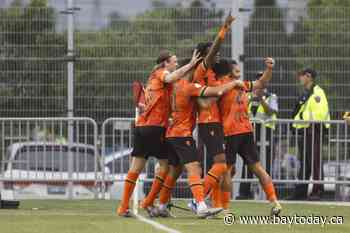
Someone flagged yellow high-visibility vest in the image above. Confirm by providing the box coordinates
[248,94,277,130]
[293,85,330,129]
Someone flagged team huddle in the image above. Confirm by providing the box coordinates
[117,12,282,219]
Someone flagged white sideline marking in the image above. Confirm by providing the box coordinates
[135,213,182,233]
[234,200,350,206]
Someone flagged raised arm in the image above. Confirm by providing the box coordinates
[252,57,275,90]
[164,50,202,83]
[202,80,244,97]
[204,12,235,69]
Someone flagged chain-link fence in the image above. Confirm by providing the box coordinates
[0,1,349,122]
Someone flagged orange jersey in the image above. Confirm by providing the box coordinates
[193,63,221,124]
[166,79,206,138]
[219,76,253,136]
[136,68,171,127]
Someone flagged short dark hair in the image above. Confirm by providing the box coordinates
[156,50,173,64]
[300,68,317,79]
[213,59,237,76]
[196,42,213,57]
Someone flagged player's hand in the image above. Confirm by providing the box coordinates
[343,112,350,125]
[264,57,275,69]
[190,49,202,65]
[224,10,236,28]
[233,80,244,89]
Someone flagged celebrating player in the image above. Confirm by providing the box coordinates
[186,11,235,214]
[155,55,244,218]
[216,58,282,215]
[117,49,201,217]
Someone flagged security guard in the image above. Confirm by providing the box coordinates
[289,68,330,201]
[237,72,278,199]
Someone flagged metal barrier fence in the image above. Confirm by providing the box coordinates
[0,117,99,200]
[102,118,350,202]
[1,117,349,201]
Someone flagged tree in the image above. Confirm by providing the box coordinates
[0,0,66,117]
[74,0,226,123]
[294,0,350,118]
[244,0,295,118]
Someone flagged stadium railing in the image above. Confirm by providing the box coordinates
[1,117,349,202]
[0,117,99,200]
[101,118,350,204]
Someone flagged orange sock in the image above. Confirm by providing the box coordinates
[204,163,227,195]
[142,171,167,208]
[118,171,139,213]
[221,191,231,209]
[211,187,222,208]
[263,181,277,202]
[159,175,177,204]
[188,175,204,203]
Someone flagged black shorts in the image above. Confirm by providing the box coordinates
[198,123,225,158]
[131,126,168,160]
[166,137,200,166]
[225,132,259,165]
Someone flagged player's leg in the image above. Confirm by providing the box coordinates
[139,127,170,216]
[172,137,223,218]
[248,162,281,215]
[239,133,281,215]
[141,158,169,209]
[117,156,146,216]
[220,164,234,210]
[219,137,237,212]
[118,126,161,216]
[199,123,227,196]
[158,164,183,217]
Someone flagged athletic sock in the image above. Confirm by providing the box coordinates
[141,171,167,208]
[263,181,277,202]
[203,163,227,195]
[159,175,177,205]
[221,191,231,210]
[211,187,222,208]
[188,175,204,203]
[197,201,207,212]
[118,171,139,213]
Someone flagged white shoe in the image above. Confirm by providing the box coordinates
[197,207,223,219]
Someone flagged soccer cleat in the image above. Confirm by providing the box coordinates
[158,207,175,218]
[270,202,282,216]
[187,199,198,214]
[197,207,223,219]
[144,206,160,218]
[117,208,134,217]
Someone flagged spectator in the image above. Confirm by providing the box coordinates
[288,68,330,201]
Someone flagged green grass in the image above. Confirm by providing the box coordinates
[0,200,349,233]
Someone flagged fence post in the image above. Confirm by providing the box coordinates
[259,120,267,200]
[66,0,75,200]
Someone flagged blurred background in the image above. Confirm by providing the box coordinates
[0,0,348,123]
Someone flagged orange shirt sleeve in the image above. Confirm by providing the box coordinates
[159,70,170,82]
[184,82,206,97]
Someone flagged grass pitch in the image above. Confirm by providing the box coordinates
[0,200,349,233]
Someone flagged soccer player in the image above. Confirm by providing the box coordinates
[117,49,201,217]
[156,58,244,218]
[216,58,282,215]
[190,11,235,210]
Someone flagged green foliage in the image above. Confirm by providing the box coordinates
[244,1,295,118]
[294,1,350,118]
[0,0,66,117]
